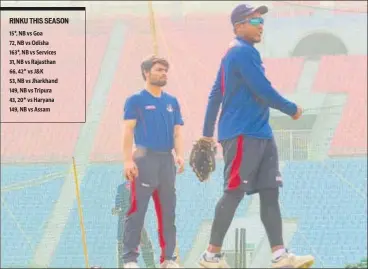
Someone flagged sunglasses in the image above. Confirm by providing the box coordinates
[236,17,264,26]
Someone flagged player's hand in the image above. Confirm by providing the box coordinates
[292,106,303,120]
[175,156,185,174]
[124,160,138,181]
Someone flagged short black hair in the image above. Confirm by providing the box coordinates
[141,55,169,81]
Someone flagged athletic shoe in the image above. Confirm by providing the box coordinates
[124,262,140,268]
[271,250,315,268]
[160,260,181,268]
[198,252,230,268]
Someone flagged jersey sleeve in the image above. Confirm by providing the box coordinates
[235,47,297,117]
[202,65,223,137]
[123,95,138,120]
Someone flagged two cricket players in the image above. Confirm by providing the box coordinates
[198,3,315,269]
[121,56,184,269]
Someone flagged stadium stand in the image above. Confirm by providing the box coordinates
[269,1,317,18]
[1,165,68,267]
[313,55,367,94]
[1,158,365,268]
[263,57,304,94]
[1,2,367,269]
[313,55,367,156]
[280,158,367,268]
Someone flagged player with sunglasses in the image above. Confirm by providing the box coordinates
[198,3,314,269]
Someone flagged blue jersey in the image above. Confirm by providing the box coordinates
[202,37,297,141]
[123,89,184,152]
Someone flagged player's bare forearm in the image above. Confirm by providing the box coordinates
[123,120,136,163]
[174,125,184,158]
[123,131,134,162]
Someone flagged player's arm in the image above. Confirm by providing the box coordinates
[236,48,298,117]
[174,125,184,159]
[173,98,184,158]
[123,119,136,163]
[122,96,139,180]
[202,65,223,139]
[174,99,184,173]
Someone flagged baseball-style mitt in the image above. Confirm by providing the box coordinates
[189,138,217,182]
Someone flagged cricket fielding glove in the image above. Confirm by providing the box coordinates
[189,138,217,182]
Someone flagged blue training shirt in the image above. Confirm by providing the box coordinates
[123,89,184,152]
[202,36,297,141]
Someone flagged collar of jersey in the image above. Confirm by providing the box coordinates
[235,36,254,47]
[143,89,163,99]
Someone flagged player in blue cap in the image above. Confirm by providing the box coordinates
[198,3,315,268]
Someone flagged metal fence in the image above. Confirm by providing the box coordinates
[274,130,312,161]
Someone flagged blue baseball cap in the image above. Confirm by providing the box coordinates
[231,3,268,26]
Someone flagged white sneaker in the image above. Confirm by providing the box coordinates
[160,260,181,268]
[271,250,314,268]
[198,252,230,268]
[124,262,140,268]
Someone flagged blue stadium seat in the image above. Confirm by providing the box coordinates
[1,158,366,268]
[280,158,367,268]
[1,165,67,268]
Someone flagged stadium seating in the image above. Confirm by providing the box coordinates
[1,164,67,267]
[333,2,368,15]
[313,55,367,94]
[263,57,304,94]
[268,1,320,18]
[1,11,367,269]
[32,162,250,268]
[312,55,367,156]
[1,158,366,268]
[280,158,367,268]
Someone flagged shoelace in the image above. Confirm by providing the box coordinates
[205,252,225,263]
[272,249,293,263]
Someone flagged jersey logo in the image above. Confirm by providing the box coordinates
[145,105,156,110]
[167,104,173,112]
